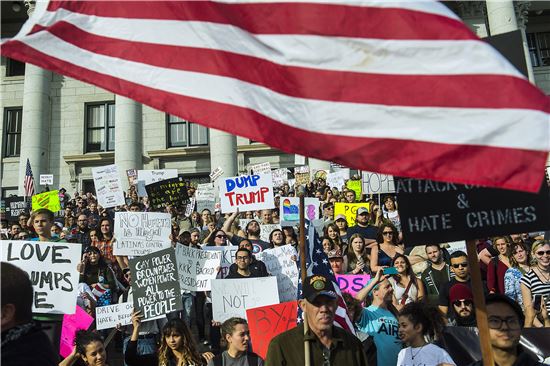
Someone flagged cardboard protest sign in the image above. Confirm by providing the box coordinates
[326,169,350,189]
[211,277,279,322]
[250,162,271,175]
[196,183,216,201]
[311,169,329,181]
[280,197,320,225]
[59,306,94,357]
[146,177,189,209]
[4,196,31,220]
[335,274,371,297]
[137,169,178,196]
[32,190,61,212]
[113,212,172,256]
[91,165,125,208]
[294,166,310,186]
[126,169,138,186]
[185,197,196,217]
[334,202,371,226]
[256,246,299,302]
[95,302,164,330]
[395,177,550,246]
[40,174,54,185]
[129,248,183,320]
[346,180,362,201]
[1,241,82,314]
[220,174,275,213]
[271,168,289,187]
[246,301,298,359]
[202,245,239,278]
[210,166,224,181]
[175,245,222,291]
[362,171,396,195]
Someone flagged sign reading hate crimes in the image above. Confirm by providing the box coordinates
[92,165,125,208]
[130,248,183,319]
[395,177,550,246]
[113,212,172,256]
[146,177,189,209]
[175,245,222,291]
[220,174,275,213]
[1,241,82,314]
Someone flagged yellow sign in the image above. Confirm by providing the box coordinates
[32,190,61,212]
[334,202,371,226]
[346,180,362,201]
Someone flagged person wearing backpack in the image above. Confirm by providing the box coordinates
[208,317,263,366]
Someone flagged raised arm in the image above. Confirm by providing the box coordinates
[355,269,387,302]
[221,211,239,239]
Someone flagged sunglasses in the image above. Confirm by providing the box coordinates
[382,232,393,236]
[216,235,227,239]
[536,250,550,256]
[453,299,473,307]
[452,262,468,269]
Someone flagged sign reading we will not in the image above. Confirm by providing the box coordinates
[113,212,172,256]
[220,174,275,213]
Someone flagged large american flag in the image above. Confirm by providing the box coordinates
[24,158,35,197]
[2,1,549,192]
[297,220,355,334]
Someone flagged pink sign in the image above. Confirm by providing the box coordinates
[59,306,94,357]
[335,274,371,296]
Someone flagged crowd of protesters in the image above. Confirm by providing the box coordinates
[2,174,549,366]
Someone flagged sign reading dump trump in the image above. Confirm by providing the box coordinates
[175,245,222,291]
[220,174,275,213]
[129,248,183,320]
[1,241,82,314]
[113,212,172,256]
[211,277,279,322]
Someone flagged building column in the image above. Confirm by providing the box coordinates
[114,95,142,190]
[209,128,237,179]
[18,2,51,195]
[486,0,535,82]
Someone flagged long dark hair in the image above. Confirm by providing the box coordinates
[74,330,105,365]
[377,222,398,244]
[399,302,445,341]
[392,253,417,290]
[207,229,226,246]
[96,217,113,241]
[158,319,204,366]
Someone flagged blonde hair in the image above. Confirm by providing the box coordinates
[531,240,550,263]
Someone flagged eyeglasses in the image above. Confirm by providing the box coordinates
[488,316,521,330]
[382,232,393,236]
[236,256,250,261]
[536,250,550,256]
[452,262,468,269]
[215,235,227,239]
[452,299,473,307]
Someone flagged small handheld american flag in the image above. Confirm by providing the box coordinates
[24,158,35,197]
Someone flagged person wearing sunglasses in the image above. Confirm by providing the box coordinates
[521,240,550,326]
[448,283,476,327]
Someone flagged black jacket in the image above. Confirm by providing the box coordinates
[1,323,58,366]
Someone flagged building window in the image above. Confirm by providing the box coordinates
[527,32,550,67]
[5,58,25,77]
[85,102,115,152]
[4,107,22,157]
[167,114,208,147]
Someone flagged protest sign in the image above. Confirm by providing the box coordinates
[126,169,138,186]
[113,212,172,256]
[246,301,297,359]
[271,168,289,187]
[220,174,275,213]
[197,200,216,213]
[294,166,310,186]
[59,306,94,357]
[326,169,350,189]
[311,169,329,181]
[395,177,550,246]
[146,177,189,209]
[210,166,224,181]
[250,162,271,175]
[211,277,279,322]
[92,165,125,208]
[334,202,371,226]
[1,241,82,313]
[335,274,371,297]
[256,246,299,302]
[40,174,54,185]
[95,301,134,330]
[446,241,467,255]
[185,197,196,217]
[32,190,61,212]
[4,196,31,220]
[203,245,239,278]
[196,183,216,201]
[137,169,178,196]
[362,171,396,194]
[280,197,320,225]
[346,180,362,201]
[175,245,222,291]
[129,247,183,320]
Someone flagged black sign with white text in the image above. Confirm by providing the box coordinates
[395,178,550,246]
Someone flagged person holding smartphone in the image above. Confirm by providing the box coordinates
[521,240,550,327]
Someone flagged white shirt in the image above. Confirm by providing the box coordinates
[397,343,456,366]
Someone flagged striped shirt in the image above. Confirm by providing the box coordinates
[520,269,550,311]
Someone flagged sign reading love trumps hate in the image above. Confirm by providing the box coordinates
[1,241,82,314]
[129,247,183,320]
[220,174,275,213]
[113,212,172,256]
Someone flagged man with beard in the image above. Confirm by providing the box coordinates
[223,211,270,254]
[421,244,453,307]
[448,283,476,326]
[346,207,378,240]
[72,213,91,253]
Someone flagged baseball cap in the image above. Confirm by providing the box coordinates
[357,207,369,215]
[335,214,346,221]
[327,249,343,259]
[302,275,337,302]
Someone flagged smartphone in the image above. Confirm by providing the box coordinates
[533,294,543,312]
[383,267,398,275]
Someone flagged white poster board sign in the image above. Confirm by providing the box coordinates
[202,245,239,278]
[40,174,54,185]
[250,162,271,175]
[326,169,350,189]
[211,277,280,322]
[280,197,320,225]
[256,246,299,302]
[113,212,172,256]
[220,174,275,213]
[196,183,216,201]
[92,164,125,208]
[1,241,82,314]
[175,245,222,291]
[137,169,178,196]
[361,171,395,194]
[96,302,163,330]
[271,168,289,188]
[210,167,224,181]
